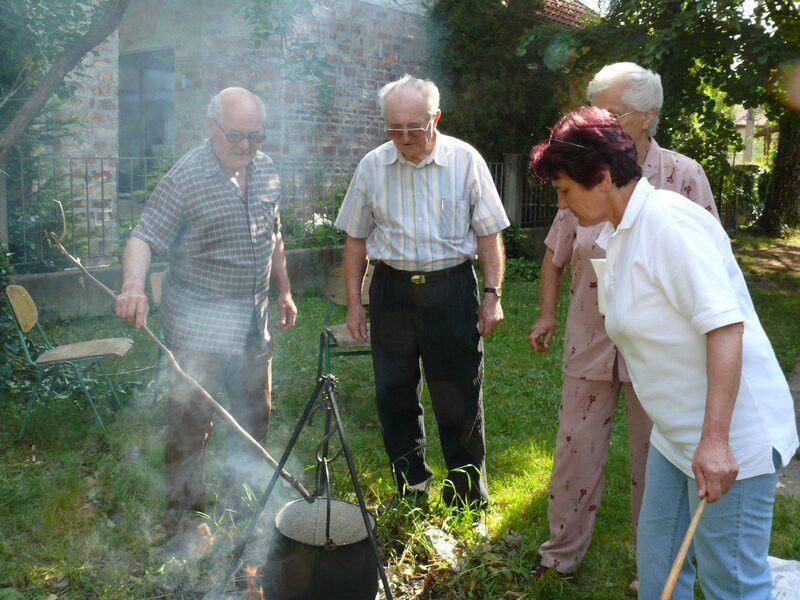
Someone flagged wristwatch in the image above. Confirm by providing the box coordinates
[483,287,501,297]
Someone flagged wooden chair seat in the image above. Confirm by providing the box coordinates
[36,338,134,364]
[318,261,374,375]
[324,323,370,349]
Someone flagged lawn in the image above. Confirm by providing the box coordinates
[1,232,799,599]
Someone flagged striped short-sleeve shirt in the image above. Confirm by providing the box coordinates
[335,132,509,272]
[131,141,281,354]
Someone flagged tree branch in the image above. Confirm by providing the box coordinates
[0,0,132,162]
[0,63,33,113]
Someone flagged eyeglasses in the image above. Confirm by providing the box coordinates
[548,135,590,150]
[212,119,266,144]
[385,120,432,138]
[610,110,636,120]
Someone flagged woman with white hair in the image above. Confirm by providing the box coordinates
[528,63,719,584]
[587,61,717,212]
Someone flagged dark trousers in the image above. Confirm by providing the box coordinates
[369,261,488,508]
[164,325,272,536]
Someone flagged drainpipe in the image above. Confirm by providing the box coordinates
[502,153,523,227]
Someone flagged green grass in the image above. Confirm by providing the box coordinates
[1,231,799,599]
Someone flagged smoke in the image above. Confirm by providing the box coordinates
[87,379,311,597]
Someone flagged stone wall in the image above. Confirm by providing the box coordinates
[55,31,120,157]
[118,0,429,164]
[14,246,343,322]
[7,1,429,267]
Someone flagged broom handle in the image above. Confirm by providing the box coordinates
[660,497,707,600]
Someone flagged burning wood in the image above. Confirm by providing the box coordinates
[244,564,264,600]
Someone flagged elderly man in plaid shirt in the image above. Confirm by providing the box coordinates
[116,87,297,556]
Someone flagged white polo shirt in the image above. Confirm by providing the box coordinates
[597,177,798,479]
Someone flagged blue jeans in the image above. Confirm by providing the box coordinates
[637,447,779,599]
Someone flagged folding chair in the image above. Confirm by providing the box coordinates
[318,261,374,375]
[4,284,133,441]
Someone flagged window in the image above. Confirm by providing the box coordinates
[118,49,175,195]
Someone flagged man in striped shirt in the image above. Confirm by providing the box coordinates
[335,74,509,512]
[116,87,296,556]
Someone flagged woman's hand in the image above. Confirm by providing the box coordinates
[528,314,557,352]
[692,435,739,503]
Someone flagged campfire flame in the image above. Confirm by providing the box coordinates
[245,564,264,599]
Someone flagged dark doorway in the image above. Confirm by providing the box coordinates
[118,49,175,196]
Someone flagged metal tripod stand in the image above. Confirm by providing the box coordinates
[213,334,393,599]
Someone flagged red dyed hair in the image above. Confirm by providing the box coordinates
[529,106,641,188]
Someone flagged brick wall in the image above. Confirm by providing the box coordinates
[52,31,120,264]
[118,0,429,165]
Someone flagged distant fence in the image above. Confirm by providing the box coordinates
[1,153,560,271]
[1,155,173,270]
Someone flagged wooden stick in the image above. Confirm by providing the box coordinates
[660,497,708,600]
[44,204,310,500]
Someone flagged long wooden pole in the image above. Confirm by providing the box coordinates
[44,203,310,500]
[660,497,707,599]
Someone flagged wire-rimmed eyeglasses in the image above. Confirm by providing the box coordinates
[385,120,432,138]
[212,119,266,144]
[610,110,637,120]
[548,135,590,150]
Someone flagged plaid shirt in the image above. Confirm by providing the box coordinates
[132,141,281,354]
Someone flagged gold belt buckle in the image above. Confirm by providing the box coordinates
[410,274,426,284]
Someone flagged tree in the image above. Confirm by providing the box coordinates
[535,0,800,235]
[0,0,131,162]
[242,0,334,113]
[425,0,564,161]
[753,1,800,234]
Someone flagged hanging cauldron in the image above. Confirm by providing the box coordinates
[262,496,378,600]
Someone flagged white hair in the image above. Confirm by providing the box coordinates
[586,62,663,137]
[378,74,440,119]
[206,90,267,125]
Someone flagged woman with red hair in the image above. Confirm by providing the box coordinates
[529,106,797,599]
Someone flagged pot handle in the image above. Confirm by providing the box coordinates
[322,457,336,550]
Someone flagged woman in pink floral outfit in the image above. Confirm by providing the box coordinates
[528,63,719,581]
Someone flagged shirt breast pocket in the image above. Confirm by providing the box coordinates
[257,198,278,236]
[439,198,470,241]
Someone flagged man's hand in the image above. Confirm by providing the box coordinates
[347,304,369,342]
[274,291,298,331]
[478,294,503,337]
[692,435,739,503]
[116,236,152,329]
[115,287,149,329]
[528,314,557,352]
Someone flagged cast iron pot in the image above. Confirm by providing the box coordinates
[262,497,378,600]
